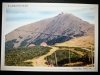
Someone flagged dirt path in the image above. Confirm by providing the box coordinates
[64,48,84,56]
[24,46,85,67]
[53,47,84,56]
[25,46,59,67]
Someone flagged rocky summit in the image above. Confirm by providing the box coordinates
[5,13,94,49]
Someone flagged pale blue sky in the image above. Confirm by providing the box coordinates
[4,3,98,34]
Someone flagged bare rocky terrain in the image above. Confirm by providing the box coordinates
[5,13,94,49]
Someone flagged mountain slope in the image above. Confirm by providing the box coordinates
[55,35,94,48]
[5,13,94,49]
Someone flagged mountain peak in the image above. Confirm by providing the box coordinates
[56,12,71,16]
[5,12,94,49]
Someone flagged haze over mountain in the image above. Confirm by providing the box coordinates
[5,13,94,49]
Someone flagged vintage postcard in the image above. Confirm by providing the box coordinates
[1,3,98,72]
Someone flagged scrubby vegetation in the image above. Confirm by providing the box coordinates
[45,48,94,66]
[45,50,82,66]
[33,38,46,45]
[5,46,51,66]
[5,39,17,50]
[33,35,72,45]
[19,38,31,47]
[47,36,71,45]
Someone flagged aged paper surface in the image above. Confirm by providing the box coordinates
[1,3,98,72]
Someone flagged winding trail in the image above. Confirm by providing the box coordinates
[24,46,87,67]
[25,46,59,67]
[60,48,84,56]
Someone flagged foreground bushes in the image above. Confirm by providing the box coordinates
[45,50,81,66]
[45,49,94,66]
[5,46,51,66]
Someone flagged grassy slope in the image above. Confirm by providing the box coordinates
[55,35,94,48]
